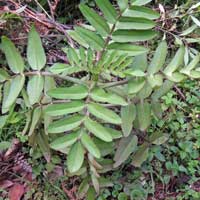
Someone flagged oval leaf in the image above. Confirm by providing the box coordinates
[95,0,117,24]
[121,104,136,137]
[79,4,110,37]
[27,26,46,70]
[148,41,168,75]
[48,115,84,134]
[81,132,101,158]
[112,30,157,43]
[47,85,88,100]
[1,36,24,73]
[88,103,122,124]
[114,135,138,168]
[90,87,128,106]
[27,75,44,105]
[2,75,25,110]
[123,6,160,19]
[50,131,79,150]
[116,17,156,30]
[67,141,84,173]
[107,43,149,56]
[136,101,151,131]
[45,101,85,116]
[84,118,113,142]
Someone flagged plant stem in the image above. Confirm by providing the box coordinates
[99,79,128,88]
[24,71,86,85]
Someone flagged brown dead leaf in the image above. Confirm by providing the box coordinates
[8,183,25,200]
[0,180,13,189]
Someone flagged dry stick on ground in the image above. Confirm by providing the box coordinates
[173,85,186,100]
[6,0,75,47]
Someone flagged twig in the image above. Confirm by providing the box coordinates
[99,79,128,88]
[34,0,52,20]
[173,85,186,100]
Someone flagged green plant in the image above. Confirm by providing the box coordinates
[0,0,200,198]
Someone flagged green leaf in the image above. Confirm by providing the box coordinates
[191,16,200,27]
[125,69,146,77]
[152,133,169,145]
[86,187,96,200]
[67,48,80,65]
[127,78,146,94]
[121,104,136,137]
[136,101,151,131]
[148,41,168,75]
[81,132,101,158]
[84,118,113,142]
[131,143,149,167]
[114,135,138,168]
[0,69,10,83]
[90,87,128,106]
[42,76,56,104]
[166,72,185,83]
[48,115,84,134]
[1,81,11,114]
[151,80,174,101]
[152,101,163,119]
[50,131,79,150]
[123,6,160,19]
[78,179,90,199]
[28,107,42,136]
[117,0,128,11]
[164,46,185,76]
[2,75,25,110]
[147,74,163,88]
[180,24,197,36]
[1,36,24,73]
[180,54,200,75]
[116,17,155,30]
[50,63,83,75]
[137,82,152,99]
[95,0,117,24]
[27,75,44,105]
[190,70,200,78]
[36,131,51,162]
[91,173,99,194]
[88,103,122,124]
[79,4,110,37]
[45,101,85,116]
[108,43,149,56]
[67,141,84,173]
[93,138,114,156]
[67,30,89,48]
[49,63,69,74]
[74,27,104,51]
[27,26,46,70]
[105,127,122,139]
[79,47,87,67]
[112,30,157,42]
[131,0,152,6]
[47,85,88,99]
[131,53,147,71]
[0,115,9,129]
